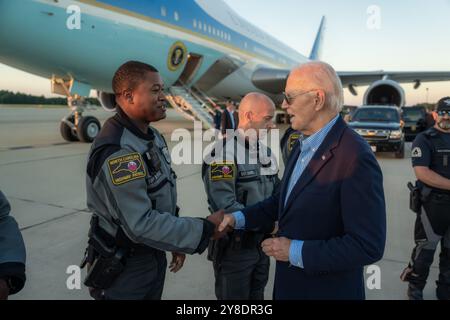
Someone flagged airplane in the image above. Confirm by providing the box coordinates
[1,0,450,143]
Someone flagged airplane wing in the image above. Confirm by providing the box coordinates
[338,71,450,86]
[251,67,450,94]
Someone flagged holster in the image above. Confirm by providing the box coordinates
[408,181,422,214]
[207,235,230,268]
[83,248,127,290]
[80,216,129,290]
[407,182,433,214]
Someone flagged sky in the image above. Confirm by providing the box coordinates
[1,0,449,105]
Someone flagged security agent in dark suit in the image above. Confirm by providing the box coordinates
[213,104,223,130]
[0,191,26,299]
[221,100,239,135]
[219,62,386,300]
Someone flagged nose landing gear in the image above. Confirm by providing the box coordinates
[52,76,101,143]
[59,95,101,143]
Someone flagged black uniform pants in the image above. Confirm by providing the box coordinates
[214,245,270,300]
[99,249,167,300]
[407,193,450,297]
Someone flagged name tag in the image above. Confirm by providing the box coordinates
[239,170,257,177]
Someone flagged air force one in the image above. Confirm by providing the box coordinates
[1,0,450,142]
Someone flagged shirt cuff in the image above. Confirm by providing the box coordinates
[232,211,245,230]
[289,240,304,268]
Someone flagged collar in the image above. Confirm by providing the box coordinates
[234,130,260,150]
[115,106,155,141]
[300,114,340,152]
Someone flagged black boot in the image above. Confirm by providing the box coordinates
[436,283,450,300]
[407,284,424,300]
[436,247,450,300]
[401,264,428,300]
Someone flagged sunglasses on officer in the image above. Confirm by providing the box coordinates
[282,89,318,105]
[437,110,450,117]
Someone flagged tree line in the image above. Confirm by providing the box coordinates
[0,90,100,105]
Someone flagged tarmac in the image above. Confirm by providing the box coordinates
[0,105,441,300]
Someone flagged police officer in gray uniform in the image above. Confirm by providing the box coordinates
[280,127,300,165]
[82,61,224,300]
[0,191,26,300]
[202,93,280,300]
[401,97,450,300]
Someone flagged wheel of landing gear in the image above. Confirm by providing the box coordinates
[77,116,101,143]
[60,115,79,142]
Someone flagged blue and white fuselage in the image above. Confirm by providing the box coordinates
[2,0,449,116]
[0,0,309,99]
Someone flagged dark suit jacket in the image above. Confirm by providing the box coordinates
[214,110,222,130]
[220,110,239,134]
[242,116,386,300]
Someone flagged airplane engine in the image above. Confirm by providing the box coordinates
[97,91,117,112]
[363,79,405,107]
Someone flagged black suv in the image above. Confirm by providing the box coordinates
[401,106,429,142]
[348,105,405,158]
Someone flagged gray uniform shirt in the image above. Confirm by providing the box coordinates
[202,136,280,215]
[86,108,211,255]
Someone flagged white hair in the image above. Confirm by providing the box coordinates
[299,61,344,113]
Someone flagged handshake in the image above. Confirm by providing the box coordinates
[206,210,236,240]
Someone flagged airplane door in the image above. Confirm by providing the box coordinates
[177,53,203,85]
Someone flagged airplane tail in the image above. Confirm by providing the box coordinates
[309,16,326,61]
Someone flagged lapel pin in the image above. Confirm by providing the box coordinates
[322,155,326,160]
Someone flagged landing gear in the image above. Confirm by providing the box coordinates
[60,115,78,142]
[59,95,101,143]
[77,116,101,142]
[51,76,101,143]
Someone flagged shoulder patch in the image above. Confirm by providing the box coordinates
[288,132,301,152]
[107,153,146,185]
[210,161,235,181]
[412,147,422,158]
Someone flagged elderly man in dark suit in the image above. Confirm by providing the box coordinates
[219,61,386,300]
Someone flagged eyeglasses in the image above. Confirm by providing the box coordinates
[437,110,450,116]
[282,89,317,105]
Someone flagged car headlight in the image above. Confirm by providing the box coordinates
[389,130,402,139]
[354,128,364,135]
